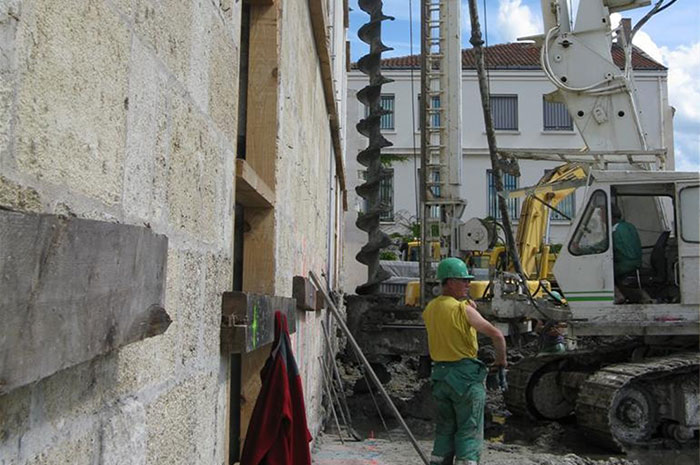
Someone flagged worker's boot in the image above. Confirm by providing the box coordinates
[429,453,454,465]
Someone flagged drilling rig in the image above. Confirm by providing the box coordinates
[477,0,699,451]
[352,0,698,452]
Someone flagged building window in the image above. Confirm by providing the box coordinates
[379,169,394,221]
[551,192,575,220]
[490,95,518,130]
[417,94,441,129]
[380,95,395,130]
[543,99,573,131]
[364,95,395,130]
[488,170,519,219]
[544,169,576,220]
[358,169,394,222]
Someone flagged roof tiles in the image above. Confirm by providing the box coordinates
[359,42,665,71]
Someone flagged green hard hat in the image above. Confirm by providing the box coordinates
[436,257,474,281]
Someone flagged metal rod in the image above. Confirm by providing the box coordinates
[320,280,382,441]
[318,356,344,444]
[467,0,521,276]
[310,272,429,465]
[319,352,350,436]
[321,321,358,435]
[467,0,545,317]
[350,341,394,442]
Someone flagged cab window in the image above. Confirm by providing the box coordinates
[569,190,609,255]
[679,186,699,242]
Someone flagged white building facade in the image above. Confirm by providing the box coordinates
[343,43,673,294]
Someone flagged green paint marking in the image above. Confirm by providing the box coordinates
[567,296,614,302]
[251,303,259,349]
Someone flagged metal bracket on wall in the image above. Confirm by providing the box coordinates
[220,291,297,353]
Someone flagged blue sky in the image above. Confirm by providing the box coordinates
[348,0,700,171]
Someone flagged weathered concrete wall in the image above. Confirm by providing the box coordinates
[0,0,239,463]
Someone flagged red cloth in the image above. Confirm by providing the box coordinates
[240,311,312,465]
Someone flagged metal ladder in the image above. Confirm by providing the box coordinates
[419,0,465,305]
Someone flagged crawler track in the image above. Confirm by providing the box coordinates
[504,354,568,419]
[576,352,700,450]
[505,348,634,420]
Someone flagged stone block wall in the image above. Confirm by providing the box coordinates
[0,0,240,462]
[0,0,346,462]
[274,0,344,435]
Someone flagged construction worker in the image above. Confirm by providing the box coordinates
[612,203,643,280]
[422,257,507,465]
[611,203,650,304]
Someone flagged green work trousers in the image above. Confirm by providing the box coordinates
[429,359,486,464]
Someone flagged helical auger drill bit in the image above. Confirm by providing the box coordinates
[354,0,394,295]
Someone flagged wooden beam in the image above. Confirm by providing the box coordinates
[235,159,274,208]
[240,345,269,453]
[308,0,348,210]
[246,2,280,191]
[0,211,169,395]
[221,290,296,451]
[220,291,296,353]
[241,208,275,294]
[241,2,278,297]
[343,0,349,28]
[292,275,319,311]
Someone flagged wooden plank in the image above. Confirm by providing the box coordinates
[241,208,275,294]
[0,211,169,395]
[246,2,279,191]
[220,291,296,353]
[240,344,270,451]
[235,159,274,208]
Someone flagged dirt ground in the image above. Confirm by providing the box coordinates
[311,422,699,465]
[316,351,699,465]
[312,434,635,465]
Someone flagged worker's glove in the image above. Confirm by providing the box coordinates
[497,366,508,392]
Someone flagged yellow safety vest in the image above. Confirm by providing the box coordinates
[422,295,478,362]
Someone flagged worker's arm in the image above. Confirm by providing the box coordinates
[464,303,507,367]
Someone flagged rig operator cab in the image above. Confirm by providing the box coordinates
[554,170,699,337]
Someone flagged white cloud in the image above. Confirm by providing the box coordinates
[608,13,699,171]
[496,0,542,42]
[674,133,699,172]
[609,13,663,62]
[662,42,700,171]
[662,43,700,126]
